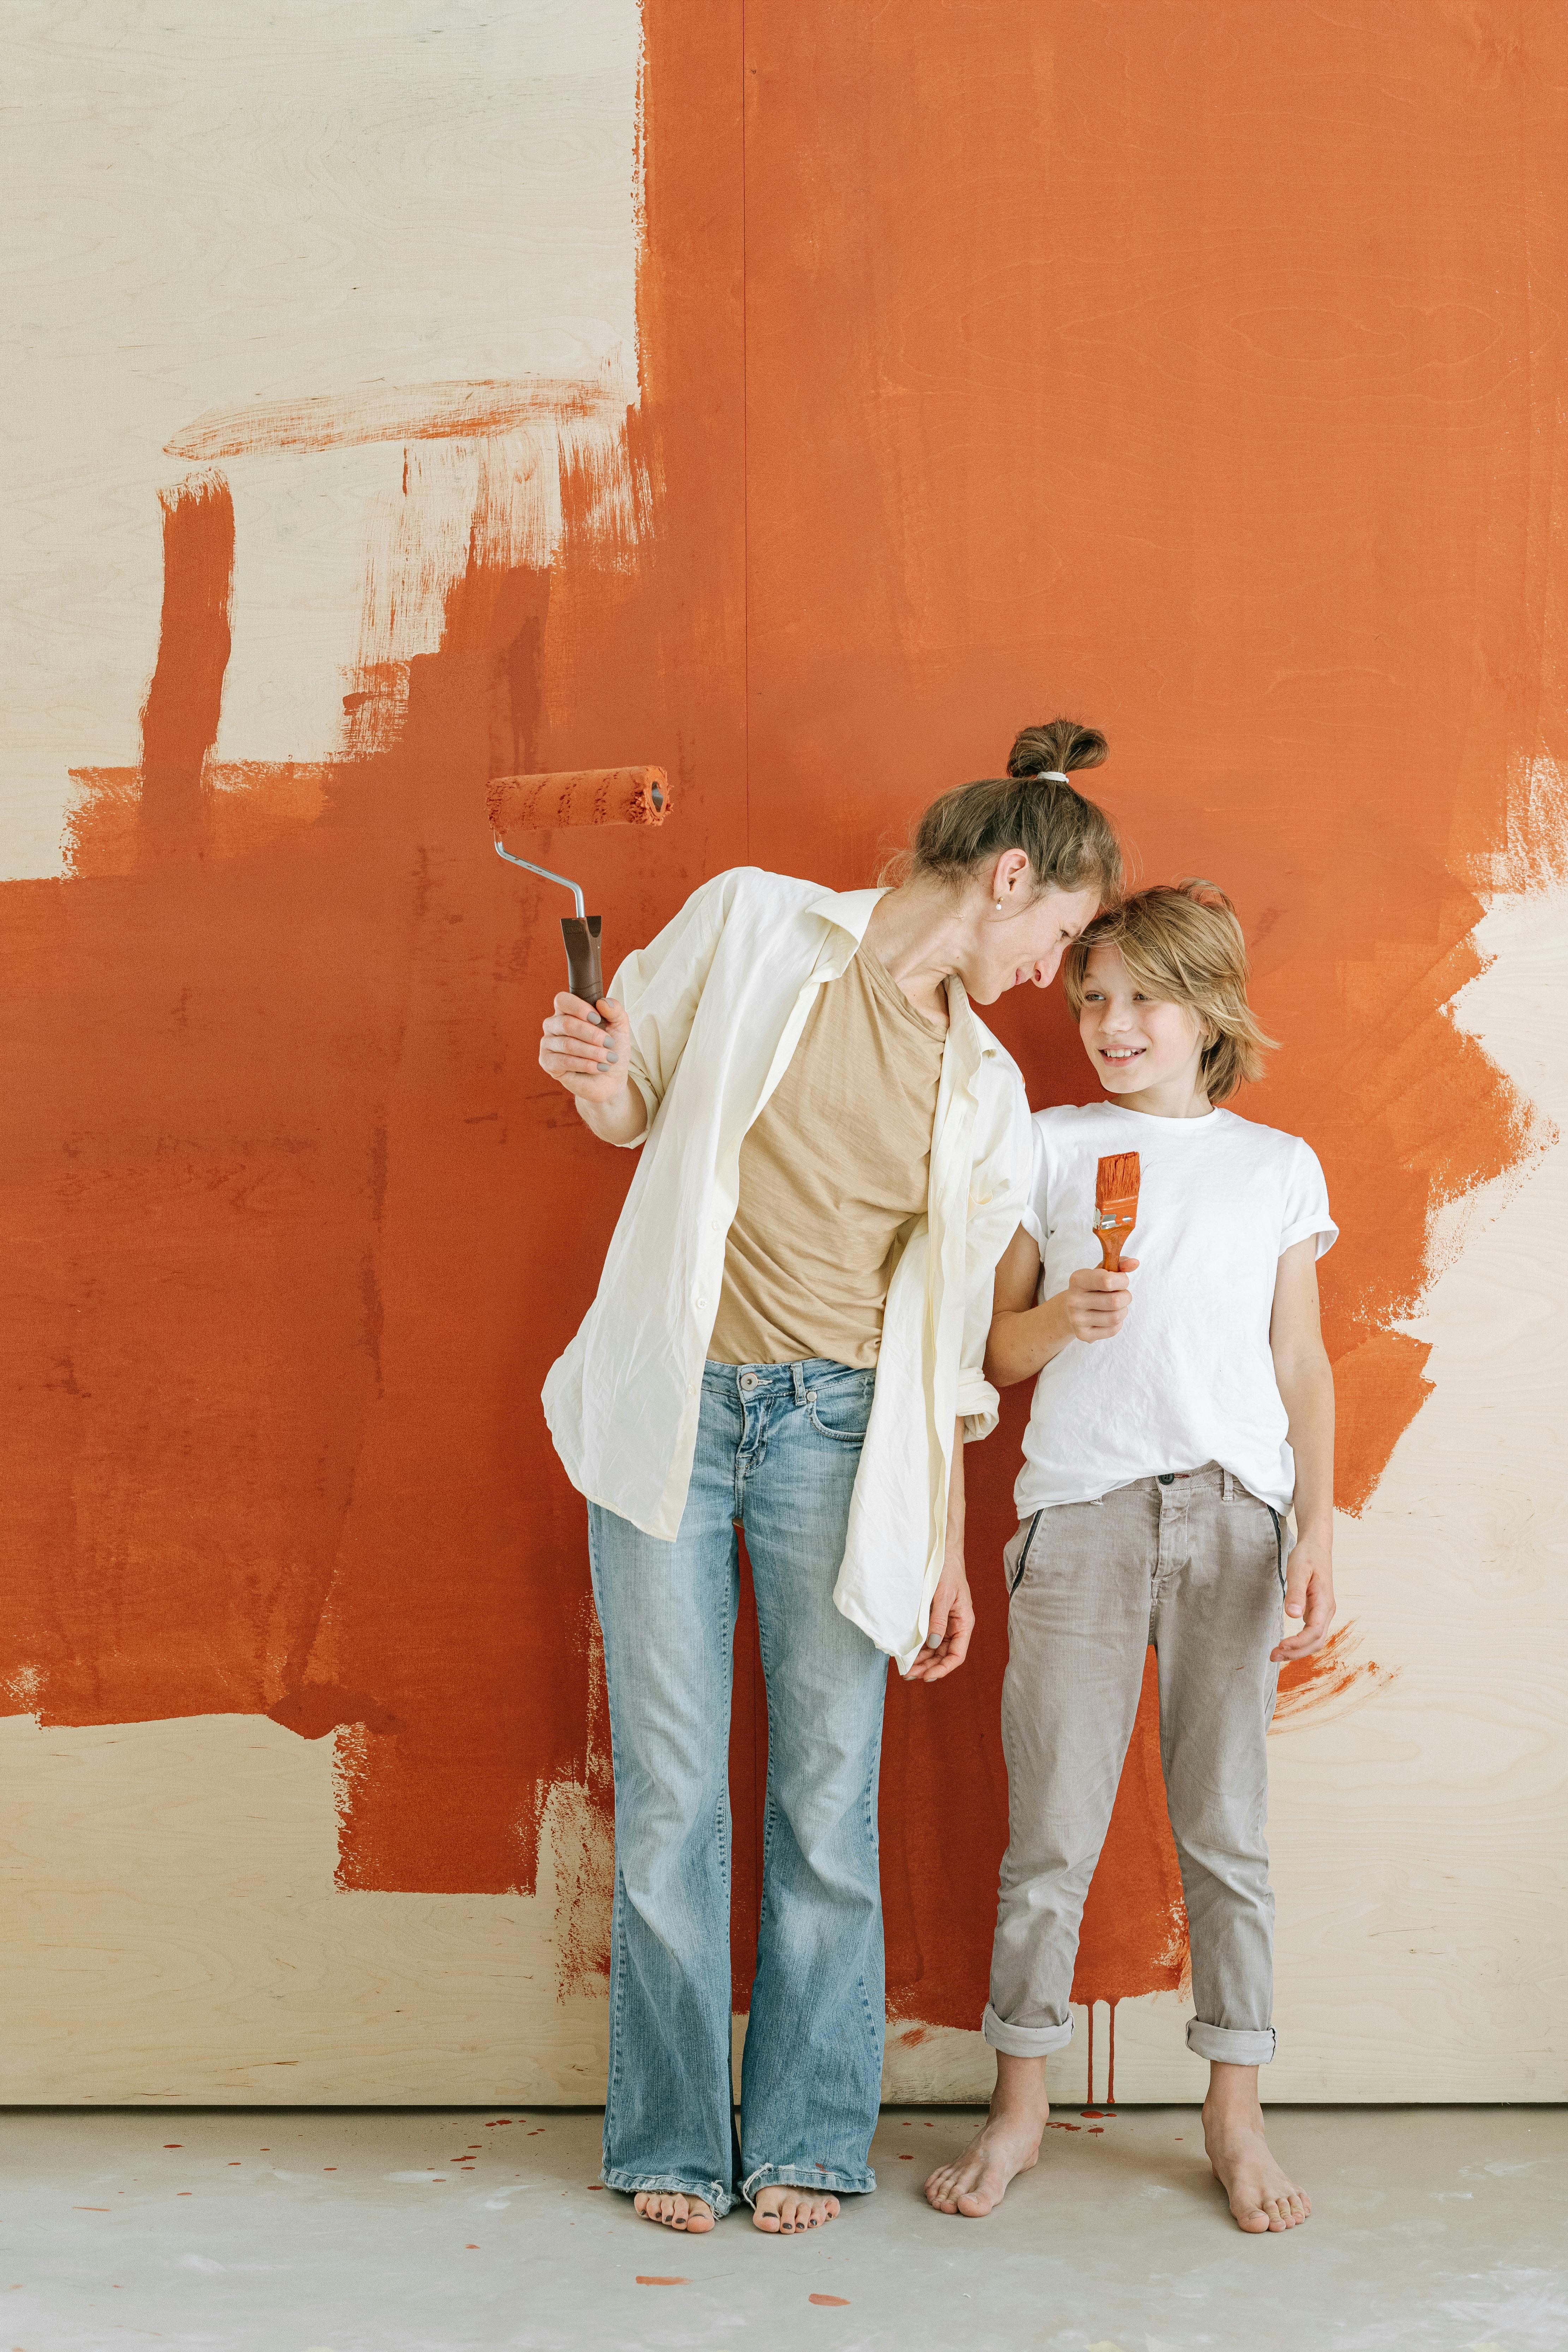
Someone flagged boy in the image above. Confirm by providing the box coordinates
[926,880,1336,2235]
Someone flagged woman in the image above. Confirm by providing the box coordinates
[537,721,1121,2237]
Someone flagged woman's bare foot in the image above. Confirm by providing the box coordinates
[1202,2062,1310,2233]
[633,2190,715,2232]
[925,2054,1050,2218]
[752,2184,840,2234]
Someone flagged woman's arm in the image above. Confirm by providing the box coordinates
[984,1223,1138,1390]
[536,871,732,1148]
[1269,1236,1336,1662]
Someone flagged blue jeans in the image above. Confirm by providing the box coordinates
[587,1359,890,2217]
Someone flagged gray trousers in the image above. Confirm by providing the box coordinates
[984,1463,1283,2068]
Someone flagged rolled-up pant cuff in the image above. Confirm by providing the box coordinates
[981,2002,1076,2057]
[740,2162,873,2205]
[602,2167,734,2216]
[1186,2021,1276,2065]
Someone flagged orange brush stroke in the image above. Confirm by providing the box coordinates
[137,474,232,862]
[166,374,628,462]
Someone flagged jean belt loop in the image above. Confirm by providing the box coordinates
[791,1361,807,1406]
[1222,1465,1235,1500]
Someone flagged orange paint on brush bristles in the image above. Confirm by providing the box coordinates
[1094,1153,1140,1273]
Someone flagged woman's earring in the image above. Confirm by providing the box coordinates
[995,897,1003,911]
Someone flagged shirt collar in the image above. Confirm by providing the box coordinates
[806,885,888,946]
[942,975,997,1071]
[805,886,998,1069]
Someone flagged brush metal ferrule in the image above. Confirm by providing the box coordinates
[493,837,585,917]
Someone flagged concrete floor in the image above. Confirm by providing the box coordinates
[1,2105,1564,2352]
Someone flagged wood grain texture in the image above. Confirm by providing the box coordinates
[2,0,1564,2105]
[0,1715,607,2103]
[0,0,641,875]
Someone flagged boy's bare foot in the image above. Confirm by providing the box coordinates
[752,2184,840,2234]
[633,2190,715,2232]
[925,2053,1050,2217]
[1202,2064,1310,2233]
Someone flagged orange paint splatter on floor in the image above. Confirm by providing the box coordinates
[809,2294,851,2306]
[636,2275,688,2286]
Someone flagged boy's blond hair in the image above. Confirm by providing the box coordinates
[1063,879,1275,1103]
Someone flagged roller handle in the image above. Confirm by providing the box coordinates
[562,915,604,1016]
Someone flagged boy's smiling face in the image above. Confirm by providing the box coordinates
[1078,942,1208,1108]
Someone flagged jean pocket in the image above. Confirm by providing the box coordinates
[805,1367,875,1444]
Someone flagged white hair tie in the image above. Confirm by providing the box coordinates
[1033,769,1070,782]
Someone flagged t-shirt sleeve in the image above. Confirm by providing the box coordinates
[1020,1113,1052,1252]
[1280,1137,1338,1258]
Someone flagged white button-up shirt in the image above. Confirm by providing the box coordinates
[543,867,1031,1672]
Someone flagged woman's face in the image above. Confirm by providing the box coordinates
[967,881,1102,1005]
[1077,942,1205,1095]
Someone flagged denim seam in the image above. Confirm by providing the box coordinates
[587,1508,628,2153]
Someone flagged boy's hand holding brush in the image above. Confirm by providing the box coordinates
[985,1152,1141,1386]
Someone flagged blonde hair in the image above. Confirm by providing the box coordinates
[890,717,1122,903]
[1063,879,1276,1103]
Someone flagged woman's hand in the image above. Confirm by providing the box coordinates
[1059,1259,1139,1343]
[539,992,648,1146]
[539,991,631,1103]
[905,1557,974,1683]
[907,1416,973,1682]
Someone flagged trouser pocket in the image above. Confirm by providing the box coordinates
[1004,1511,1043,1596]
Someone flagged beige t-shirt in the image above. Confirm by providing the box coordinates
[707,946,947,1369]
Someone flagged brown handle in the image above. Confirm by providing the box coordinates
[1097,1229,1123,1275]
[561,915,603,1011]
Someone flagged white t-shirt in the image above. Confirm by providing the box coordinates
[1015,1102,1337,1516]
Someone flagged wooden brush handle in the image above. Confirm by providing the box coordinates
[1097,1229,1124,1275]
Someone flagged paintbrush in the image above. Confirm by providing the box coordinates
[1094,1152,1140,1273]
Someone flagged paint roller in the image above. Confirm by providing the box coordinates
[489,766,672,1018]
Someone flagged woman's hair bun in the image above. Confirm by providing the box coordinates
[1006,718,1108,781]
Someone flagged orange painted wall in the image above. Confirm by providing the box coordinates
[3,0,1565,2044]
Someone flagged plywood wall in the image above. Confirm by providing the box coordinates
[2,0,1564,2103]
